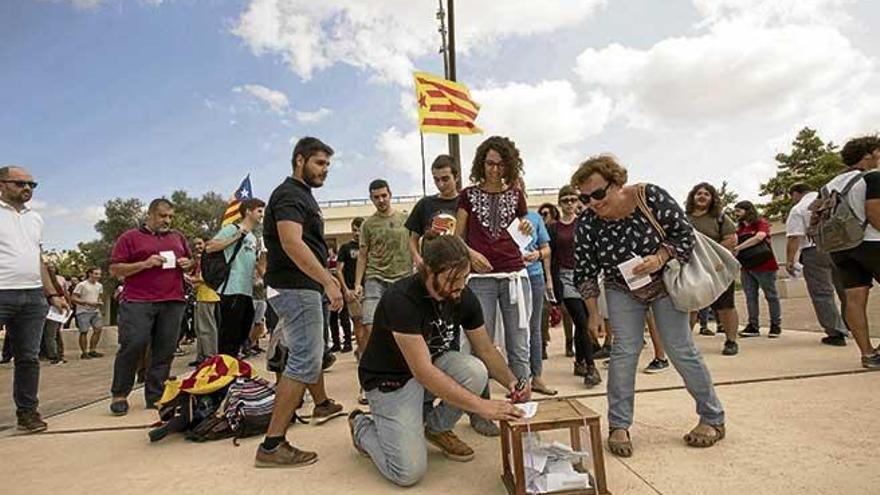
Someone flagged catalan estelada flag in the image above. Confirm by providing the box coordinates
[222,175,253,226]
[414,71,482,135]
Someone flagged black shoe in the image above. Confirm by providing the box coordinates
[722,340,739,356]
[110,399,129,416]
[861,353,880,369]
[0,357,11,364]
[643,358,670,374]
[820,335,846,347]
[699,326,715,336]
[340,345,353,353]
[328,345,341,353]
[322,353,337,370]
[768,325,782,338]
[81,352,92,360]
[16,410,48,433]
[573,360,588,377]
[738,324,760,337]
[592,346,610,361]
[583,366,602,388]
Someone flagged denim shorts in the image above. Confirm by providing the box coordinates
[75,311,103,333]
[362,278,393,326]
[268,288,324,384]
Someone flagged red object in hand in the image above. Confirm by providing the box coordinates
[549,304,562,327]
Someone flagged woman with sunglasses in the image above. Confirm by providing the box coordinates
[455,136,534,436]
[548,185,601,387]
[571,155,725,458]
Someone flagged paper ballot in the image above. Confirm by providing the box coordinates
[160,250,176,270]
[523,433,592,494]
[516,401,539,419]
[46,306,72,324]
[507,218,533,253]
[617,256,651,290]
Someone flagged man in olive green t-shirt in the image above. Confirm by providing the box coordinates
[354,179,413,348]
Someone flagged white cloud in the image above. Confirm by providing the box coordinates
[30,200,104,224]
[232,84,291,114]
[692,0,854,27]
[231,0,604,84]
[295,107,332,123]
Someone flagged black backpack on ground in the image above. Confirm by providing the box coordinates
[200,227,245,292]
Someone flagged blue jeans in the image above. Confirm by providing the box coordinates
[467,275,531,380]
[362,278,393,326]
[606,290,724,430]
[352,351,488,486]
[740,270,781,327]
[528,274,545,377]
[0,289,49,412]
[269,288,324,384]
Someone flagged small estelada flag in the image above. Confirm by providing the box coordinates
[222,175,253,226]
[414,71,482,135]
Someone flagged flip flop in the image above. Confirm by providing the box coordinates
[531,382,558,396]
[607,428,632,458]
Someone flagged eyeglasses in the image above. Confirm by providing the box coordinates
[1,180,38,189]
[484,160,506,169]
[579,182,612,203]
[559,197,579,205]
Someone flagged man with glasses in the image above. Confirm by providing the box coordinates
[0,166,69,433]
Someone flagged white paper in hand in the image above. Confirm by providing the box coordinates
[506,218,533,253]
[617,256,651,290]
[516,401,539,419]
[160,250,176,270]
[46,306,72,323]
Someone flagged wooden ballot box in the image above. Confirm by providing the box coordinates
[500,398,610,495]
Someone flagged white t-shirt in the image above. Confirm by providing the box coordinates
[785,191,817,250]
[0,199,44,289]
[824,169,880,242]
[73,280,103,313]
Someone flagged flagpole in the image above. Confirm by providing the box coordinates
[446,0,461,182]
[420,131,427,197]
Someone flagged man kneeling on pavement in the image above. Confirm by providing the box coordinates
[349,232,528,487]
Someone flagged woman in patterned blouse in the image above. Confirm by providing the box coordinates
[571,155,725,457]
[455,136,534,437]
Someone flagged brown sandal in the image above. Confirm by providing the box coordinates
[684,423,725,448]
[607,428,633,457]
[531,379,558,396]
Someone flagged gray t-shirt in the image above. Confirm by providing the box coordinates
[73,280,103,313]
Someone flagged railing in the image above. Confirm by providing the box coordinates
[317,188,560,208]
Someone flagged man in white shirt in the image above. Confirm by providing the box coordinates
[823,136,880,368]
[785,183,849,346]
[0,165,69,433]
[72,267,105,359]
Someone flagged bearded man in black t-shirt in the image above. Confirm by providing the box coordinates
[348,233,528,487]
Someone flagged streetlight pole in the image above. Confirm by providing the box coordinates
[446,0,461,174]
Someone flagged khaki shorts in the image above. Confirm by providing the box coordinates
[347,297,363,320]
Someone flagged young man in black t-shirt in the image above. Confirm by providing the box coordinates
[405,154,461,268]
[335,217,365,354]
[348,234,528,487]
[254,137,345,469]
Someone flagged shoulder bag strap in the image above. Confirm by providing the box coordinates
[635,183,667,240]
[219,228,247,293]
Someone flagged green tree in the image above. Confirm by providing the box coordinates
[168,190,228,241]
[759,127,845,220]
[718,180,739,217]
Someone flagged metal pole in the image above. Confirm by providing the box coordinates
[420,131,427,197]
[446,0,462,188]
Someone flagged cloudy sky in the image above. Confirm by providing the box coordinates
[2,0,879,249]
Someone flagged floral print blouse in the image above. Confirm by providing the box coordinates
[573,183,695,303]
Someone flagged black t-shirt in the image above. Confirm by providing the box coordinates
[263,177,328,292]
[337,240,359,288]
[358,273,484,392]
[404,194,461,236]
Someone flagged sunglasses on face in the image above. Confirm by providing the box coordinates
[1,180,38,189]
[579,182,612,204]
[559,197,579,205]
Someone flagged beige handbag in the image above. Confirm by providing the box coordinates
[635,185,741,312]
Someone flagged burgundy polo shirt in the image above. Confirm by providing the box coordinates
[111,226,191,302]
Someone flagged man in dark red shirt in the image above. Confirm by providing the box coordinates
[108,198,193,415]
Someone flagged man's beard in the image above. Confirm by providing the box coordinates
[304,170,325,188]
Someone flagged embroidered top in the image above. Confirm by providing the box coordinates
[458,186,527,273]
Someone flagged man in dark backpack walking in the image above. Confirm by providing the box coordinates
[821,135,880,368]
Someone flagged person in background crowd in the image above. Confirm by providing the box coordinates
[188,238,219,366]
[406,154,462,268]
[108,198,193,416]
[72,267,106,359]
[0,165,70,432]
[41,263,69,365]
[516,178,556,395]
[823,135,880,368]
[572,155,725,457]
[733,200,782,338]
[335,218,363,356]
[456,136,534,436]
[685,182,740,356]
[354,179,413,355]
[256,137,344,468]
[549,185,601,387]
[785,182,849,347]
[206,198,265,357]
[537,203,562,359]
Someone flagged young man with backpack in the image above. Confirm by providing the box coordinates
[205,198,265,357]
[785,183,849,347]
[685,182,740,356]
[815,135,880,368]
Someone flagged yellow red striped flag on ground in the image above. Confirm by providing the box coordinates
[221,175,253,226]
[414,71,482,135]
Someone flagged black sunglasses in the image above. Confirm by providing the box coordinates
[579,182,611,203]
[1,180,38,189]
